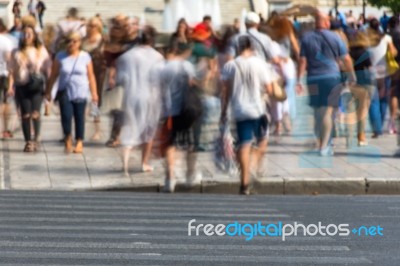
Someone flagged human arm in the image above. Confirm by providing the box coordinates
[87,61,98,103]
[45,59,60,101]
[296,56,307,94]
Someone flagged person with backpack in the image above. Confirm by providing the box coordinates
[220,35,276,195]
[116,26,164,177]
[159,42,203,193]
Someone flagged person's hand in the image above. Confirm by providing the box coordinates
[6,89,14,97]
[108,77,116,89]
[296,82,304,95]
[91,93,99,104]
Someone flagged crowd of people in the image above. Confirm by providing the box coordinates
[0,5,400,194]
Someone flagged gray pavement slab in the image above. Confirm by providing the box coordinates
[0,112,399,194]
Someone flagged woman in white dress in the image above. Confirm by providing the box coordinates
[116,26,164,176]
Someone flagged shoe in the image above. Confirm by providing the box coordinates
[64,135,73,153]
[358,133,368,147]
[240,184,251,195]
[105,138,120,148]
[388,121,397,135]
[186,171,202,188]
[320,146,334,157]
[371,133,380,139]
[163,179,176,193]
[23,142,35,153]
[73,140,83,154]
[2,131,13,139]
[142,164,154,172]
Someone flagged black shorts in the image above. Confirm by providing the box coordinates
[163,115,194,147]
[0,76,8,103]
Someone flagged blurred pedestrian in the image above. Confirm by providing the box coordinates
[9,16,23,41]
[367,18,398,136]
[36,0,46,29]
[116,26,164,176]
[159,43,202,193]
[168,18,191,49]
[388,16,400,135]
[45,31,98,153]
[380,12,390,33]
[82,17,107,140]
[8,25,51,152]
[220,35,275,195]
[12,0,22,18]
[0,19,15,139]
[297,12,356,156]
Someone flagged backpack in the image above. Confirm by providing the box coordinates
[176,84,203,131]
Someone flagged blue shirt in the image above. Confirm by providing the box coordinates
[300,30,347,80]
[56,51,92,101]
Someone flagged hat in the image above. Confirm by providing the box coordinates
[245,12,260,25]
[191,23,211,41]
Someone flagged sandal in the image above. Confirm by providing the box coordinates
[23,142,35,153]
[105,138,120,147]
[2,131,13,139]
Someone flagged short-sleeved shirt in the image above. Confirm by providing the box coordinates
[160,60,195,117]
[56,51,92,101]
[0,34,13,76]
[300,29,347,80]
[227,28,280,61]
[221,55,276,121]
[389,28,400,62]
[9,46,51,85]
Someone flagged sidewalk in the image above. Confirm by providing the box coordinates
[1,112,400,195]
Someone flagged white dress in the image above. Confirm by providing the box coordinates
[116,46,164,147]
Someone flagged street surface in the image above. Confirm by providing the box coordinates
[0,191,398,265]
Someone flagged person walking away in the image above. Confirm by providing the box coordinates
[45,31,98,153]
[159,43,202,193]
[348,31,373,146]
[116,26,164,176]
[82,17,107,140]
[8,25,51,152]
[367,18,398,137]
[36,0,46,29]
[297,12,356,156]
[220,35,276,195]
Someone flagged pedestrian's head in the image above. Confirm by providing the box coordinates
[169,39,192,58]
[21,15,36,28]
[233,18,240,31]
[369,18,381,32]
[265,15,294,41]
[348,31,370,48]
[175,18,190,36]
[237,35,252,54]
[139,25,156,46]
[126,16,140,41]
[87,17,103,35]
[67,7,79,19]
[315,11,331,30]
[0,18,7,33]
[388,16,399,30]
[110,14,129,42]
[203,15,212,29]
[20,25,41,50]
[14,16,22,27]
[65,31,82,54]
[245,12,260,28]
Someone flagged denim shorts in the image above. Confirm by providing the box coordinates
[236,115,269,146]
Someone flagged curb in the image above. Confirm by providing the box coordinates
[87,177,400,195]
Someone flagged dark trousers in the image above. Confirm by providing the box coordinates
[58,92,87,140]
[16,86,43,142]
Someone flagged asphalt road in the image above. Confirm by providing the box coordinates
[0,191,398,265]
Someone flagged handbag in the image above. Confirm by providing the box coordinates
[27,73,45,92]
[271,79,287,102]
[386,45,399,75]
[56,53,80,101]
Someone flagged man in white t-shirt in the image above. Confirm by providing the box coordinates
[221,35,275,195]
[0,19,15,138]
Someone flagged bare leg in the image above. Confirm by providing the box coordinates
[238,143,252,187]
[165,146,176,180]
[122,147,131,177]
[250,139,268,177]
[320,106,334,149]
[142,141,154,172]
[91,117,102,140]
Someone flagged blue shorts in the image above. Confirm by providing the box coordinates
[236,116,269,146]
[307,77,342,108]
